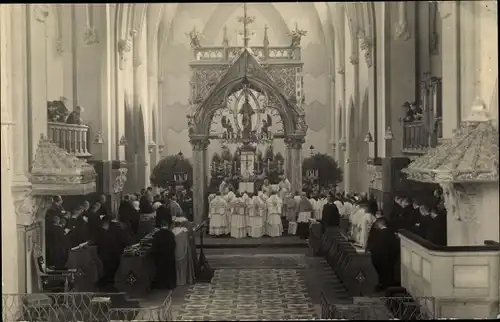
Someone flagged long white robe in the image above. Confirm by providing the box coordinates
[224,191,235,227]
[247,196,263,238]
[209,196,228,236]
[265,194,283,237]
[312,198,322,220]
[230,198,247,238]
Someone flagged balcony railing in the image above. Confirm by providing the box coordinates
[48,122,91,158]
[402,117,442,154]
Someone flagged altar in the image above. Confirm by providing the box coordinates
[186,3,308,224]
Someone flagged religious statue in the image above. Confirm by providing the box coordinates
[239,96,254,139]
[261,114,272,138]
[221,116,234,139]
[288,23,307,49]
[187,28,202,50]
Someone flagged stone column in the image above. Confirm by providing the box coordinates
[285,137,304,194]
[439,2,461,139]
[191,137,209,225]
[1,5,20,302]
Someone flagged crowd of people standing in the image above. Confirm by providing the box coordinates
[44,185,196,292]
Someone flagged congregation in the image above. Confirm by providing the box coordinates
[44,186,197,293]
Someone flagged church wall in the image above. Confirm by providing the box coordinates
[161,3,331,166]
[356,44,370,194]
[45,9,64,101]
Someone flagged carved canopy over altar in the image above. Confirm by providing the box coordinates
[186,7,308,224]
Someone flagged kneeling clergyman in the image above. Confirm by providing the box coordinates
[209,192,228,236]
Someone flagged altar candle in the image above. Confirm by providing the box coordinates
[267,160,270,172]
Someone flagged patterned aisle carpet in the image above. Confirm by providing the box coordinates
[173,268,318,321]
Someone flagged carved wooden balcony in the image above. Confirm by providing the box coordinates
[47,122,91,158]
[402,117,442,154]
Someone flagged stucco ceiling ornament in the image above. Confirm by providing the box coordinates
[359,36,373,68]
[33,5,49,23]
[84,27,99,46]
[117,30,135,70]
[394,2,411,41]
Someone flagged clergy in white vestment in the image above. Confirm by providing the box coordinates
[265,189,283,237]
[224,190,236,227]
[297,192,313,239]
[247,194,263,238]
[316,195,327,220]
[287,193,300,235]
[334,199,344,216]
[219,178,230,196]
[230,193,247,238]
[209,192,228,236]
[312,197,322,220]
[261,179,272,196]
[349,202,375,249]
[256,192,268,235]
[278,176,291,200]
[343,200,353,217]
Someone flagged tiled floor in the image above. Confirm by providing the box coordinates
[172,268,317,321]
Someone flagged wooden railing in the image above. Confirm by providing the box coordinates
[402,117,442,153]
[47,122,91,158]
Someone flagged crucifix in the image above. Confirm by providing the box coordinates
[237,3,255,48]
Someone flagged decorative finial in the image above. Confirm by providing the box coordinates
[222,25,228,46]
[237,2,255,49]
[263,24,269,47]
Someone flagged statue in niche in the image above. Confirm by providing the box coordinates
[221,116,234,139]
[261,114,272,138]
[187,28,202,50]
[187,115,195,135]
[239,96,254,139]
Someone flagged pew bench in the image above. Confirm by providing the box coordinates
[319,227,378,297]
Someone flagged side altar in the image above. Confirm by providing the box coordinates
[186,3,308,224]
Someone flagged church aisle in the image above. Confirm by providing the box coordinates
[172,268,317,321]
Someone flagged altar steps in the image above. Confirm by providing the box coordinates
[195,235,308,249]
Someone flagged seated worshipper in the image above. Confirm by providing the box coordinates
[296,192,314,239]
[426,207,447,246]
[387,196,404,232]
[209,192,228,236]
[172,218,195,286]
[366,217,399,291]
[140,191,154,214]
[246,193,263,238]
[46,215,71,269]
[66,206,90,248]
[287,192,300,235]
[95,216,133,288]
[155,201,172,230]
[415,204,433,239]
[230,193,247,238]
[261,179,272,196]
[66,105,84,125]
[321,193,341,233]
[98,194,110,217]
[119,195,139,235]
[169,194,184,219]
[265,189,283,237]
[151,219,177,289]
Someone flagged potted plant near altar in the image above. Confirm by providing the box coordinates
[302,153,343,193]
[150,153,193,189]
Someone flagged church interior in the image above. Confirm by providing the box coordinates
[1,2,499,321]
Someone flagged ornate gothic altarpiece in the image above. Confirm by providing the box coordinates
[186,4,308,224]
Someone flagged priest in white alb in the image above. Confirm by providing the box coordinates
[219,177,230,196]
[209,192,228,236]
[224,189,236,227]
[265,189,283,237]
[247,193,263,238]
[230,193,247,238]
